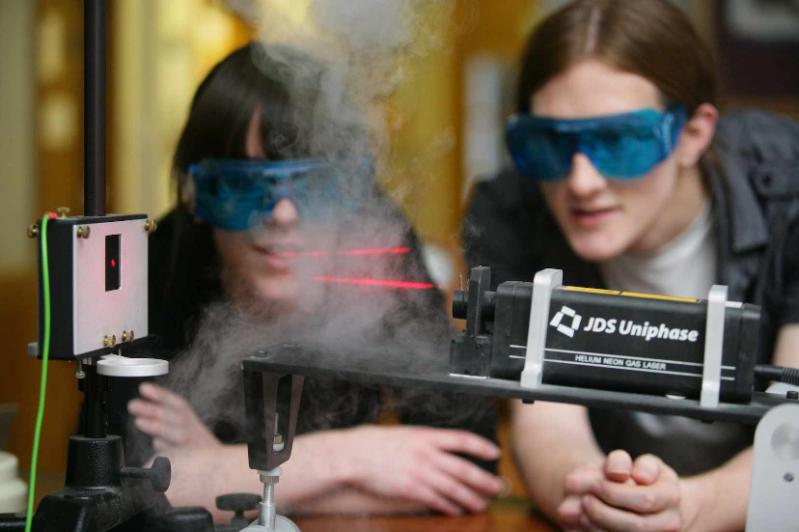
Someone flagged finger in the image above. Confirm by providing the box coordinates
[564,464,604,495]
[128,398,166,420]
[557,495,584,527]
[423,468,491,513]
[140,382,190,411]
[426,429,501,461]
[582,494,681,532]
[433,452,503,496]
[631,454,663,485]
[579,514,606,532]
[604,450,632,483]
[591,476,680,514]
[134,414,186,446]
[128,398,186,431]
[412,484,463,516]
[132,414,162,438]
[138,382,168,402]
[152,437,173,452]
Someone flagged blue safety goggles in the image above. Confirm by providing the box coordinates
[189,159,352,231]
[506,107,687,182]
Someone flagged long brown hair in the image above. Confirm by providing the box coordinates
[516,0,717,115]
[172,43,322,202]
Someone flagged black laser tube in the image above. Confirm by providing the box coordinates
[451,266,761,402]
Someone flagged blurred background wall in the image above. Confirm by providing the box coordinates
[1,0,798,502]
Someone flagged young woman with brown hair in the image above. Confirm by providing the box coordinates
[464,0,799,529]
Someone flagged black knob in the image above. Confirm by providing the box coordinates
[216,492,262,526]
[159,507,215,532]
[120,456,171,492]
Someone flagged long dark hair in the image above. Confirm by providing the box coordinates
[152,43,325,351]
[516,0,717,115]
[173,43,322,198]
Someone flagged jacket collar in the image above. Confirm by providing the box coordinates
[707,147,770,254]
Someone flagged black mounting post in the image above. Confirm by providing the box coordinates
[82,0,108,440]
[84,0,106,218]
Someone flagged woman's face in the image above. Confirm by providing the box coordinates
[211,110,303,309]
[532,59,708,262]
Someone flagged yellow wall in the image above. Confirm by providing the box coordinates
[0,0,84,481]
[383,1,534,245]
[0,0,35,273]
[110,0,253,218]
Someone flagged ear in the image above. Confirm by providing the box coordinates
[179,174,197,214]
[675,103,718,167]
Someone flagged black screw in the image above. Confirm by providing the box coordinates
[785,472,794,483]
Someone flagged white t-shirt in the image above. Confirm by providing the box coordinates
[599,202,716,299]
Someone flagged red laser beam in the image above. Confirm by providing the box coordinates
[278,247,411,258]
[312,276,445,290]
[340,247,411,256]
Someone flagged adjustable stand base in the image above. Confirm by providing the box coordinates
[30,436,214,532]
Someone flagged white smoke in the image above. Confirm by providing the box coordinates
[129,0,490,460]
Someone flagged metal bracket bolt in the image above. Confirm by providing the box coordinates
[102,335,116,348]
[258,468,282,529]
[76,225,91,238]
[75,361,85,380]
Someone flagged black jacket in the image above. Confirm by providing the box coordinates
[463,110,799,475]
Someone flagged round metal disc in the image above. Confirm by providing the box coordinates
[96,354,169,377]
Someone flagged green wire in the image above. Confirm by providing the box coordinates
[26,214,51,532]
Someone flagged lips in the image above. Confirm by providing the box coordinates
[569,205,620,227]
[251,242,299,273]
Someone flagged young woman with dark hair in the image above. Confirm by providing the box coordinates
[463,0,799,529]
[120,42,501,522]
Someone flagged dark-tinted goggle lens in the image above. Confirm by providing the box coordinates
[190,159,336,231]
[506,107,686,182]
[506,119,575,181]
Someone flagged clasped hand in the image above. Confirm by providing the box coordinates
[558,450,682,531]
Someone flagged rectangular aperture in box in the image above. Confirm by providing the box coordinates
[105,234,120,291]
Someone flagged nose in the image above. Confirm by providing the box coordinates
[269,197,299,226]
[565,152,607,198]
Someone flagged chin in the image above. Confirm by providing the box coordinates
[568,234,626,263]
[254,277,300,307]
